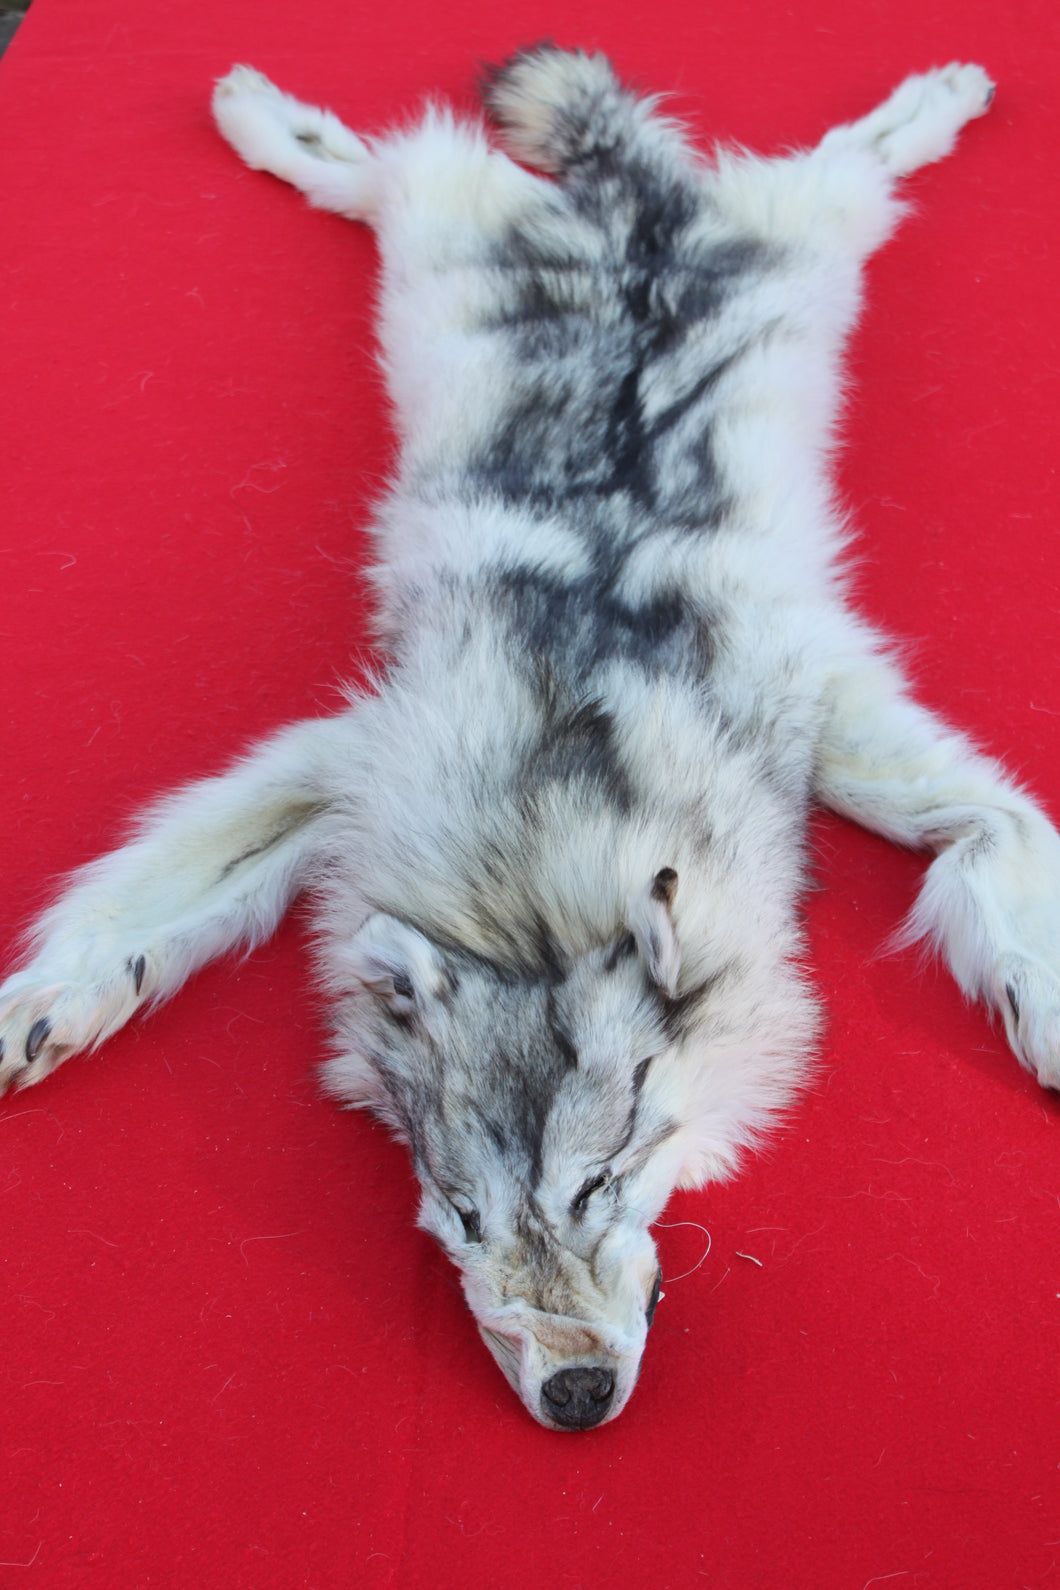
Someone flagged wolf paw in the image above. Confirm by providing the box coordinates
[0,955,152,1094]
[995,957,1060,1092]
[212,65,367,174]
[867,64,994,175]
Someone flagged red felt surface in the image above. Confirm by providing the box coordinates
[1,1,1059,1585]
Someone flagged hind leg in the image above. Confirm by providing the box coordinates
[815,639,1060,1088]
[820,63,994,178]
[711,63,994,262]
[213,64,553,244]
[212,63,559,457]
[213,66,381,219]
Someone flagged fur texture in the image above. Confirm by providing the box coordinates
[2,49,1058,1431]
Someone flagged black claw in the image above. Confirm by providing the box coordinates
[132,955,146,996]
[1005,982,1021,1024]
[25,1017,51,1064]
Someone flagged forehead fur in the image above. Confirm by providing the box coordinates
[371,944,672,1192]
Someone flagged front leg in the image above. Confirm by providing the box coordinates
[0,713,355,1093]
[815,641,1060,1088]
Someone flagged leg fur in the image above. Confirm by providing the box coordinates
[816,643,1060,1087]
[212,66,380,219]
[212,64,551,241]
[711,63,993,259]
[0,714,354,1093]
[819,62,994,177]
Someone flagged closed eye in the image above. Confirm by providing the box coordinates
[571,1173,610,1215]
[452,1204,482,1244]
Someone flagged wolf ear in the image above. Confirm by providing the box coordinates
[627,868,681,997]
[341,914,450,1016]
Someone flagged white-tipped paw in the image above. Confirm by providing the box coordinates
[212,64,367,173]
[926,63,994,120]
[214,64,279,101]
[213,65,305,173]
[862,63,994,175]
[0,955,152,1094]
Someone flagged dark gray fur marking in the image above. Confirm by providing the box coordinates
[216,806,322,883]
[462,154,767,713]
[521,681,634,813]
[471,155,770,530]
[496,565,714,686]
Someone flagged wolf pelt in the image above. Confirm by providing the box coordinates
[2,48,1059,1431]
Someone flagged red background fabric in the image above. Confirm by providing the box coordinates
[1,2,1058,1585]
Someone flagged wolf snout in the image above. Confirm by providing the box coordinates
[540,1365,616,1430]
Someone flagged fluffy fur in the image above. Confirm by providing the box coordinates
[2,49,1058,1431]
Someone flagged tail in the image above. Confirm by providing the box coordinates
[481,45,691,179]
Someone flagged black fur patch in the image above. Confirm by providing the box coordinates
[605,931,638,971]
[659,967,733,1042]
[523,687,633,812]
[470,162,769,527]
[496,564,714,684]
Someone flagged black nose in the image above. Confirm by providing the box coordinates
[540,1367,616,1430]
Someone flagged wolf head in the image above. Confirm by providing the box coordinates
[329,871,692,1429]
